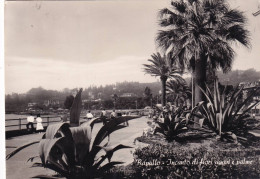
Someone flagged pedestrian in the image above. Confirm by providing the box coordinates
[36,114,44,133]
[86,110,94,121]
[148,108,153,118]
[62,113,69,123]
[110,110,117,119]
[26,113,35,133]
[101,108,107,125]
[122,112,129,126]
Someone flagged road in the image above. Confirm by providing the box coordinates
[6,116,149,179]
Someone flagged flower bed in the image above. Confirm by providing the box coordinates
[107,132,260,178]
[130,143,260,178]
[107,144,260,178]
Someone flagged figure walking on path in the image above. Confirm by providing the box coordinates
[110,110,117,120]
[26,113,35,133]
[86,110,94,121]
[101,109,107,125]
[36,114,44,133]
[122,113,129,126]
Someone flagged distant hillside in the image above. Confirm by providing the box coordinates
[5,68,260,112]
[184,68,260,87]
[217,68,260,86]
[5,81,162,112]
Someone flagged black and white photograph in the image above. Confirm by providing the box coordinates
[3,0,260,178]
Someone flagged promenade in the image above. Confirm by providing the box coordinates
[6,116,149,179]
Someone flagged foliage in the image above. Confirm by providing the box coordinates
[156,0,250,107]
[154,105,190,141]
[193,80,259,141]
[64,95,74,109]
[128,143,260,179]
[143,87,153,106]
[112,94,119,109]
[166,79,191,106]
[143,52,183,106]
[157,0,250,72]
[143,53,181,79]
[217,68,260,86]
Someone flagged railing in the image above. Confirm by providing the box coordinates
[5,116,62,131]
[5,110,145,131]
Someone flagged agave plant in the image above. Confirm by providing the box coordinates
[6,117,132,179]
[155,106,190,141]
[194,80,259,142]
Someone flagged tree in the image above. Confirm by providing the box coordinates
[143,52,183,106]
[64,95,74,109]
[144,87,153,107]
[156,0,250,106]
[167,79,191,106]
[112,94,119,110]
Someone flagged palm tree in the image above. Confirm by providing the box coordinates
[167,79,191,107]
[156,0,250,107]
[144,87,153,107]
[143,52,183,106]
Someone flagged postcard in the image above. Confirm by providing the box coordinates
[3,0,260,178]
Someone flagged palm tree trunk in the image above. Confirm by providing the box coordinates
[194,57,207,104]
[161,77,167,106]
[194,56,207,126]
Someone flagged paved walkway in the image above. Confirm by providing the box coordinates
[6,116,149,179]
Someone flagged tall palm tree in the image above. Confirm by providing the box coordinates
[143,52,183,106]
[167,79,191,106]
[144,87,153,107]
[156,0,250,107]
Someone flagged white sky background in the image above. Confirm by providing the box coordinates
[4,0,260,94]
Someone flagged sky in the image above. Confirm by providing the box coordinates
[4,0,260,94]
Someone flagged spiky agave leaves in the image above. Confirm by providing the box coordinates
[39,117,132,178]
[39,123,75,177]
[85,117,129,168]
[155,107,189,141]
[70,124,92,164]
[197,80,259,141]
[6,141,40,160]
[6,116,134,178]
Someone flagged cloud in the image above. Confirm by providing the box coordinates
[5,55,158,94]
[4,0,260,94]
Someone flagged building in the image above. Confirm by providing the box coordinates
[120,93,137,98]
[43,100,60,106]
[28,102,37,107]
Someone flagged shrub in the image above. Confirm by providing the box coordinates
[193,80,259,142]
[155,106,190,141]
